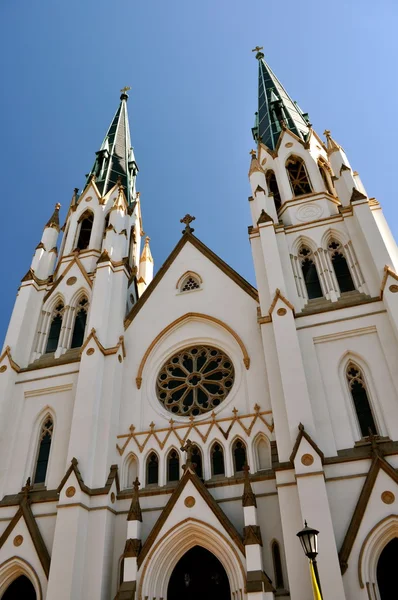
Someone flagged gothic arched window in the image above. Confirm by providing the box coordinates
[286,156,312,196]
[233,439,247,473]
[255,436,271,471]
[180,275,201,292]
[167,449,180,482]
[266,170,282,211]
[318,161,334,195]
[45,303,64,353]
[146,452,159,485]
[346,362,378,438]
[328,240,355,293]
[211,442,225,476]
[76,211,94,250]
[34,417,53,484]
[103,213,110,239]
[272,541,284,590]
[192,445,203,479]
[125,454,138,489]
[71,298,88,348]
[299,246,323,299]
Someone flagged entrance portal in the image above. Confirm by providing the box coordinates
[167,545,230,600]
[377,537,398,599]
[2,575,36,599]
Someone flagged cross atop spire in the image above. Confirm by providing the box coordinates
[252,52,311,150]
[86,90,138,205]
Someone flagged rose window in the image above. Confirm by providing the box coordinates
[156,345,234,416]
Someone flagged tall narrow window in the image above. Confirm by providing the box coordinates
[76,211,94,250]
[125,454,138,489]
[211,443,225,476]
[299,246,323,299]
[45,303,64,353]
[256,437,271,471]
[233,439,247,473]
[266,170,282,211]
[71,298,88,348]
[286,156,312,196]
[167,450,180,482]
[272,541,284,589]
[192,445,203,479]
[328,240,355,293]
[318,162,334,195]
[103,213,110,239]
[34,417,53,484]
[146,452,159,485]
[346,362,378,437]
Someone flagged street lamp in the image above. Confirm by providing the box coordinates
[297,521,323,599]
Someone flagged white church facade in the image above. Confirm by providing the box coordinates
[0,50,397,599]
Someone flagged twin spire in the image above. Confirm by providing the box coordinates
[252,49,311,150]
[87,89,138,205]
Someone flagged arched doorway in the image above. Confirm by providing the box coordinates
[2,575,36,599]
[167,546,230,600]
[377,537,398,599]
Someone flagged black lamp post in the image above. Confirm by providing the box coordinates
[297,521,323,599]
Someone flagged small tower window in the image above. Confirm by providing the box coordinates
[71,298,88,348]
[272,541,285,589]
[266,170,282,211]
[45,303,64,353]
[328,240,355,293]
[346,362,378,438]
[146,452,159,485]
[34,417,53,484]
[318,161,335,195]
[76,211,94,250]
[167,450,180,482]
[299,246,323,299]
[255,437,271,471]
[211,443,225,477]
[286,156,312,196]
[233,439,247,473]
[191,445,203,479]
[125,454,138,489]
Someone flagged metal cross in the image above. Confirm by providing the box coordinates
[120,86,131,94]
[252,46,263,53]
[180,214,195,234]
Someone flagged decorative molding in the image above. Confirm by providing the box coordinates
[79,329,126,359]
[24,384,73,398]
[0,346,20,373]
[268,288,295,317]
[135,312,250,389]
[290,423,324,464]
[43,254,92,304]
[116,405,273,456]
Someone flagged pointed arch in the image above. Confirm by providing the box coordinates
[45,299,64,353]
[176,271,203,293]
[318,157,335,195]
[191,444,203,479]
[358,515,398,591]
[146,451,159,486]
[286,155,312,196]
[166,448,180,483]
[123,452,138,489]
[327,238,356,293]
[232,437,247,473]
[265,170,282,211]
[70,295,89,349]
[253,433,271,471]
[75,209,94,251]
[271,539,285,590]
[345,360,378,438]
[0,557,42,600]
[210,440,225,477]
[33,412,54,485]
[298,244,323,299]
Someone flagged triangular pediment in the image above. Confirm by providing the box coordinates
[44,255,92,303]
[125,233,258,328]
[137,469,244,568]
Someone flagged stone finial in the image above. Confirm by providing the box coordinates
[139,237,153,264]
[324,129,341,153]
[180,214,195,234]
[242,463,257,508]
[45,203,61,231]
[70,188,79,209]
[127,477,142,522]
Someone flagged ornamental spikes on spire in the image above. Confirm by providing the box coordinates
[87,89,138,205]
[252,48,311,150]
[324,129,341,154]
[45,203,61,231]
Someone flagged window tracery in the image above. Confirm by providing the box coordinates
[34,417,53,484]
[286,156,312,196]
[71,298,89,348]
[346,362,377,438]
[181,276,200,292]
[156,345,234,417]
[298,246,323,299]
[328,240,355,293]
[45,303,64,353]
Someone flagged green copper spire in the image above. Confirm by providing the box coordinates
[87,90,138,204]
[252,50,311,150]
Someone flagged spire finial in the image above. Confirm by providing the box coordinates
[127,476,142,522]
[180,214,195,234]
[324,129,341,153]
[120,86,131,100]
[252,46,264,59]
[45,203,61,230]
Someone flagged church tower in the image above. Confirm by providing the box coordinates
[0,55,397,600]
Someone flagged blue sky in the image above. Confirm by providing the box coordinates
[0,0,396,344]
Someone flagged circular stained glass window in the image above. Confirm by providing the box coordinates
[156,345,235,417]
